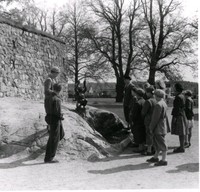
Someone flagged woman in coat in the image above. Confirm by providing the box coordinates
[171,83,187,153]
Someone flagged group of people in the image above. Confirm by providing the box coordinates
[42,67,194,165]
[123,75,194,166]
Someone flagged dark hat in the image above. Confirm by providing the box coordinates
[123,75,131,80]
[135,88,145,97]
[175,83,183,92]
[154,89,165,98]
[146,85,155,94]
[185,90,192,96]
[51,66,60,73]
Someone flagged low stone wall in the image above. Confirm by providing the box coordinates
[0,18,68,100]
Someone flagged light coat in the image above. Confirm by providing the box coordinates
[149,99,168,135]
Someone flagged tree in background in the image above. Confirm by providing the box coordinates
[62,0,112,85]
[138,0,197,84]
[0,0,68,36]
[85,0,142,102]
[1,0,198,100]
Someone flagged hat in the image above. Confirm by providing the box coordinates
[51,66,60,73]
[123,75,131,80]
[154,89,165,98]
[185,90,192,97]
[135,88,145,97]
[146,85,155,94]
[175,83,183,92]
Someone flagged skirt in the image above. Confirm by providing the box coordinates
[171,114,188,136]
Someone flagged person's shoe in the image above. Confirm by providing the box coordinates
[44,160,59,163]
[184,143,190,148]
[173,147,185,153]
[154,160,167,166]
[146,157,159,163]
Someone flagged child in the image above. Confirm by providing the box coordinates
[146,89,168,166]
[44,83,65,163]
[141,86,157,155]
[184,90,194,147]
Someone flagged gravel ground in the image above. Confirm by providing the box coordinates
[0,122,198,191]
[0,105,199,191]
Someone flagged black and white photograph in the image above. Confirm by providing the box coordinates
[0,0,199,191]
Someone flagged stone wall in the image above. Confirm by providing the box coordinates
[0,18,68,100]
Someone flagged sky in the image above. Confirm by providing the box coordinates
[33,0,199,82]
[34,0,198,17]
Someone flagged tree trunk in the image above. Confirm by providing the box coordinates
[116,77,124,102]
[148,68,156,85]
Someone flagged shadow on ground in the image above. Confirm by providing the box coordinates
[88,162,155,174]
[167,163,199,173]
[0,149,45,169]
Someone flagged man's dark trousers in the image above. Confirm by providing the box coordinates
[44,117,65,162]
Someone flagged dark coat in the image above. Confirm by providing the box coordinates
[185,98,194,120]
[171,92,187,135]
[44,92,65,162]
[130,97,146,144]
[123,83,133,107]
[123,83,133,122]
[171,93,185,117]
[44,92,64,123]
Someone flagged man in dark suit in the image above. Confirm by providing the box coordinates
[123,75,133,128]
[44,83,65,163]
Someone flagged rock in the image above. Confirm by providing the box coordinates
[77,106,129,143]
[0,97,128,161]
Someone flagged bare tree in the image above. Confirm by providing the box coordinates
[139,0,197,84]
[85,0,142,102]
[62,1,112,85]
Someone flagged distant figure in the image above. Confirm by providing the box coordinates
[147,89,169,166]
[44,66,60,132]
[123,75,133,128]
[44,83,65,163]
[171,83,187,153]
[184,90,194,148]
[75,79,87,109]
